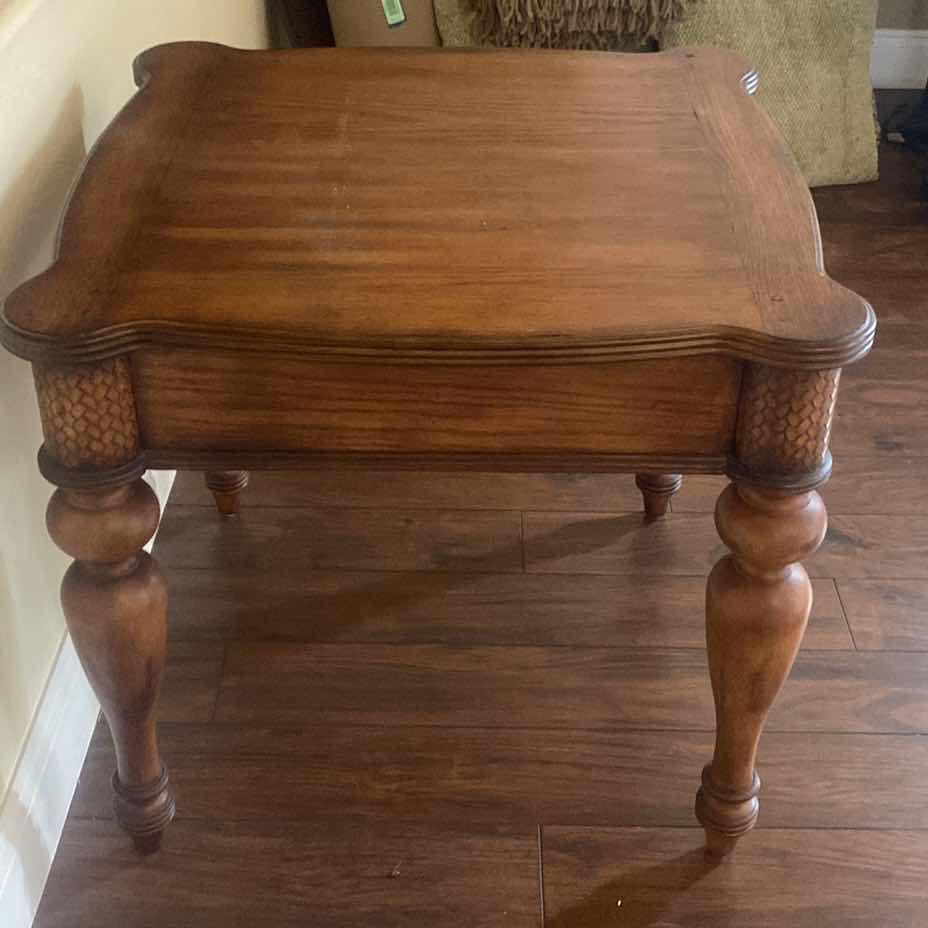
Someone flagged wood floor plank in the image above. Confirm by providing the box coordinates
[523,511,722,576]
[830,374,928,456]
[160,641,225,723]
[541,827,928,927]
[821,222,928,283]
[849,318,928,354]
[34,819,539,928]
[522,510,928,580]
[814,143,924,232]
[672,456,927,516]
[164,568,851,650]
[814,514,928,580]
[166,503,928,583]
[155,505,524,573]
[838,579,928,651]
[169,468,646,512]
[71,722,928,831]
[171,450,927,517]
[210,643,928,734]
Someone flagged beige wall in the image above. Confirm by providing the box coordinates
[0,0,268,802]
[879,0,928,29]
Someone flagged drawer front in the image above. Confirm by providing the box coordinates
[133,348,740,457]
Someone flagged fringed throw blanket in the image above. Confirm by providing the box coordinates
[470,0,697,50]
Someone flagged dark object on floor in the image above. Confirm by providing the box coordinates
[886,82,928,152]
[269,0,334,47]
[881,81,928,200]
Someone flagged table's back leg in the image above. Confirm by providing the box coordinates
[635,473,683,520]
[205,469,249,517]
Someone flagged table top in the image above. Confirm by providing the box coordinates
[1,42,873,368]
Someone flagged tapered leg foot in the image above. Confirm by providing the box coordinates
[695,765,760,860]
[113,765,176,853]
[205,470,249,517]
[635,473,683,521]
[47,480,175,850]
[696,482,826,857]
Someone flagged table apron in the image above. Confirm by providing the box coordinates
[130,348,741,460]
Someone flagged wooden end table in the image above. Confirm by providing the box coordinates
[0,43,875,859]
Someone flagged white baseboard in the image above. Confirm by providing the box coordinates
[0,636,98,928]
[0,470,175,928]
[872,28,928,89]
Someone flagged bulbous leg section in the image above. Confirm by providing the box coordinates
[205,470,249,517]
[635,473,683,521]
[48,479,174,852]
[696,482,826,859]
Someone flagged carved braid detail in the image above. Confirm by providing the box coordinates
[734,365,840,476]
[33,357,140,470]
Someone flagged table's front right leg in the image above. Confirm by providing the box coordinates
[697,482,826,858]
[696,363,837,859]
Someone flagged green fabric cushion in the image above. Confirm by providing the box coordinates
[663,0,878,187]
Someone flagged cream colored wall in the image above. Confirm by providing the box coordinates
[0,0,268,802]
[879,0,928,29]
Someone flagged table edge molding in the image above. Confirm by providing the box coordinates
[0,309,877,370]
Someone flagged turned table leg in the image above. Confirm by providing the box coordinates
[205,469,249,517]
[46,478,175,853]
[696,482,826,859]
[635,473,683,520]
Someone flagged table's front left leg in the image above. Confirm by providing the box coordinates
[47,479,175,853]
[33,356,174,852]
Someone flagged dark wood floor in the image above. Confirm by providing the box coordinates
[35,143,928,926]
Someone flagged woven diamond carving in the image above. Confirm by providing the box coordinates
[735,366,839,475]
[34,358,140,469]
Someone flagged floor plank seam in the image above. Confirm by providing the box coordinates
[832,579,861,651]
[55,811,928,835]
[207,642,230,723]
[537,825,546,928]
[158,564,928,584]
[169,501,658,514]
[184,642,866,654]
[148,720,928,737]
[149,719,928,739]
[167,642,863,653]
[167,503,545,515]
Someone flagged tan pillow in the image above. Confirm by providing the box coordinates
[433,0,655,49]
[663,0,878,187]
[433,0,477,46]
